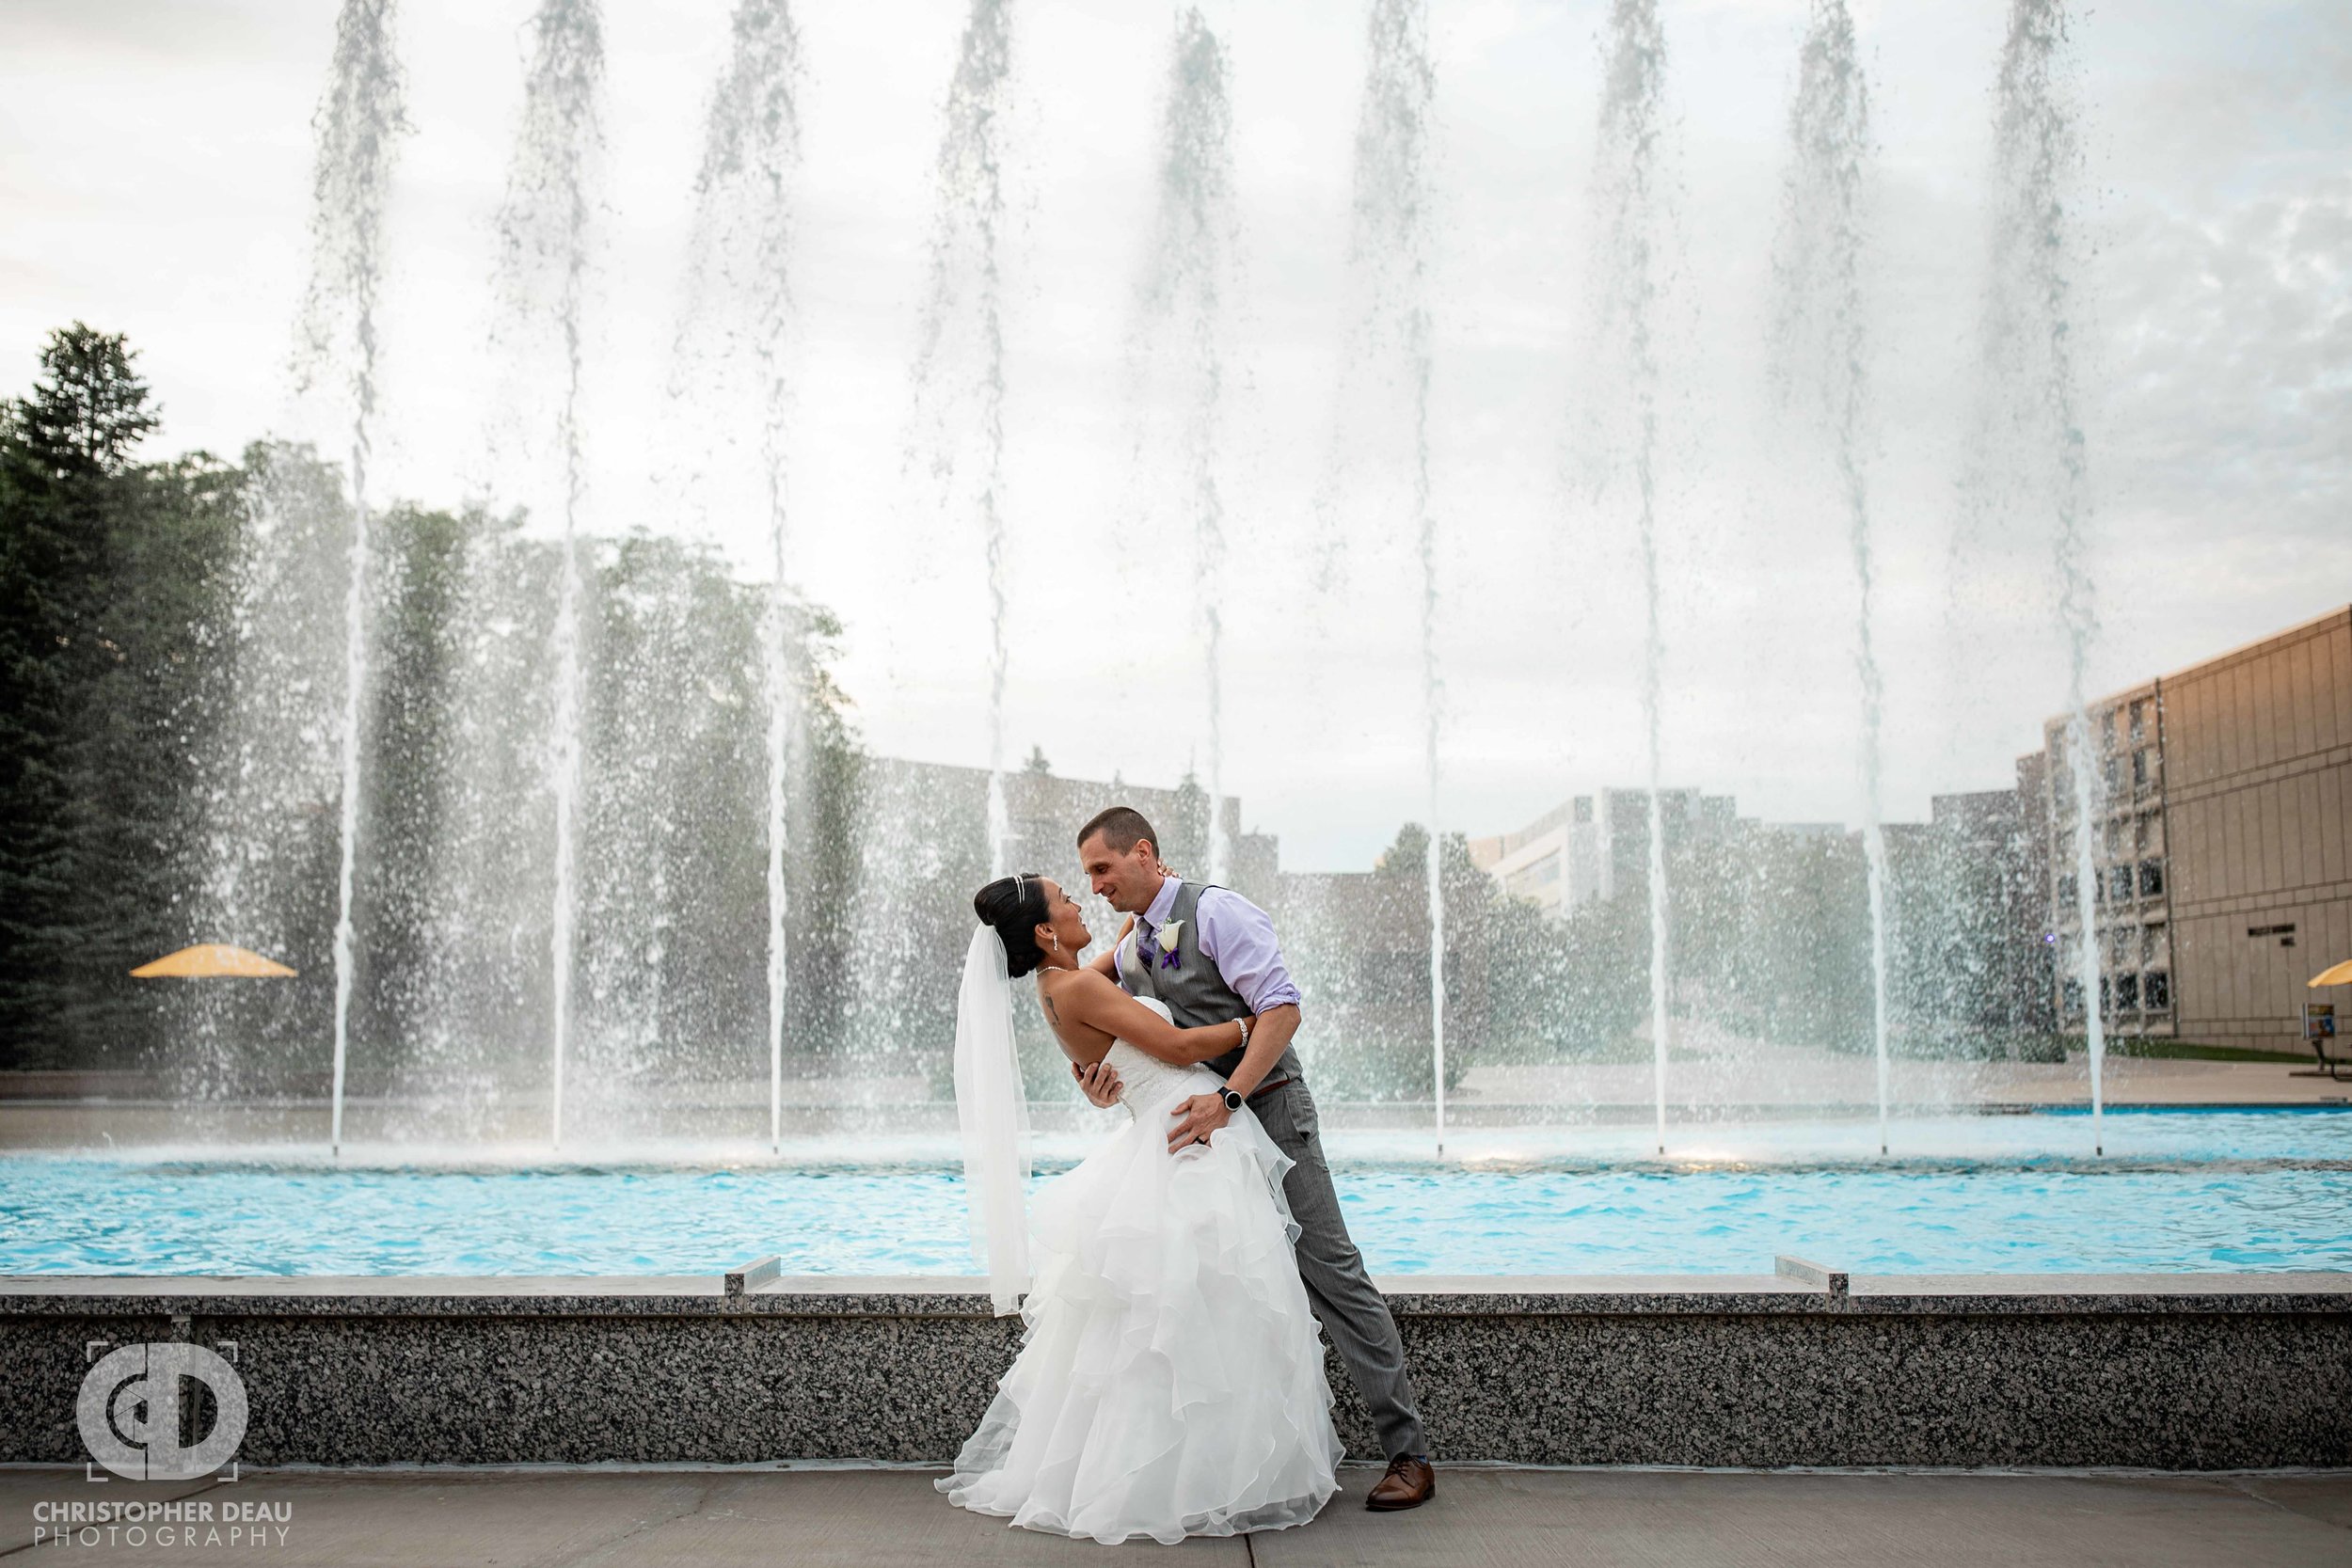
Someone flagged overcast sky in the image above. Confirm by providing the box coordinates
[3,0,2346,871]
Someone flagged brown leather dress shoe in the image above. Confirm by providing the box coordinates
[1364,1454,1436,1511]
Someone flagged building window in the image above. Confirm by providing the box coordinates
[2144,969,2170,1009]
[2138,859,2164,898]
[2115,973,2139,1010]
[2059,873,2078,909]
[2060,978,2083,1017]
[2108,865,2135,903]
[2129,700,2146,743]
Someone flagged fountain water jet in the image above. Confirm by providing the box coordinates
[676,0,803,1152]
[1974,0,2104,1152]
[186,454,361,1109]
[912,0,1017,877]
[1588,0,1673,1154]
[1345,0,1444,1152]
[1770,0,1890,1152]
[1136,8,1238,884]
[293,0,408,1156]
[492,0,606,1148]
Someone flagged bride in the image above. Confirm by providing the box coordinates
[937,872,1343,1546]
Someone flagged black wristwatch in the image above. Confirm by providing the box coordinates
[1218,1086,1244,1113]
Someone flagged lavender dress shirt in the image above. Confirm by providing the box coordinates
[1114,878,1304,1013]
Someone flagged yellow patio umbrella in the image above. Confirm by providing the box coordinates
[2309,958,2352,989]
[131,944,296,978]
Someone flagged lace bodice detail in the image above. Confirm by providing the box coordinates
[1103,997,1220,1115]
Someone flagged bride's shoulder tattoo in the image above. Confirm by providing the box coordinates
[1041,992,1060,1024]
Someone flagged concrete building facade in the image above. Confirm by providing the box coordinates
[1468,787,1740,919]
[1883,786,2055,1040]
[1466,800,1589,918]
[2031,606,2352,1053]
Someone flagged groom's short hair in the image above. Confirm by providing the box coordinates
[1077,805,1157,857]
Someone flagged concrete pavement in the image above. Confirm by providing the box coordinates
[4,1465,2346,1566]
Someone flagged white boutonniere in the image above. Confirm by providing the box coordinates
[1147,919,1184,971]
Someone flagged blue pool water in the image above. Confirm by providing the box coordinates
[5,1109,2348,1277]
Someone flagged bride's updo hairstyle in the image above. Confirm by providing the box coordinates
[973,873,1053,978]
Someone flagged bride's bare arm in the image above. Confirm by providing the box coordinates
[1055,971,1245,1066]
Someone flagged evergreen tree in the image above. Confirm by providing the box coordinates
[1,326,162,1061]
[1,326,239,1068]
[71,450,242,1066]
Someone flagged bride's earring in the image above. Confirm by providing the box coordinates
[1050,932,1060,952]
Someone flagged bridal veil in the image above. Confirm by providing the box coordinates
[954,921,1031,1315]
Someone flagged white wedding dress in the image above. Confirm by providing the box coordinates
[936,997,1343,1545]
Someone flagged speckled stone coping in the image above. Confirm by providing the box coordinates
[7,1273,2348,1469]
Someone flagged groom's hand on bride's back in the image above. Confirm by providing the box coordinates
[1167,1092,1232,1152]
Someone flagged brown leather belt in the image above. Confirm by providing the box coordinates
[1245,1075,1296,1101]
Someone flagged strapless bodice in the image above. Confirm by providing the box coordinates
[1104,997,1222,1113]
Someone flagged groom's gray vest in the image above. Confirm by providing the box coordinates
[1128,880,1306,1089]
[1136,881,1427,1461]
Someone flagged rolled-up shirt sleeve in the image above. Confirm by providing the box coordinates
[1195,887,1304,1013]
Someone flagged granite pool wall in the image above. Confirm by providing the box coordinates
[6,1271,2348,1470]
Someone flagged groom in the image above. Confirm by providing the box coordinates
[1070,805,1437,1513]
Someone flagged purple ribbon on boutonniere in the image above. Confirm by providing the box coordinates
[1141,919,1184,972]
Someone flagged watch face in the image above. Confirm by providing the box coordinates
[1222,1089,1243,1109]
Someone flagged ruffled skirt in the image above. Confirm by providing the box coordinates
[936,1095,1343,1544]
